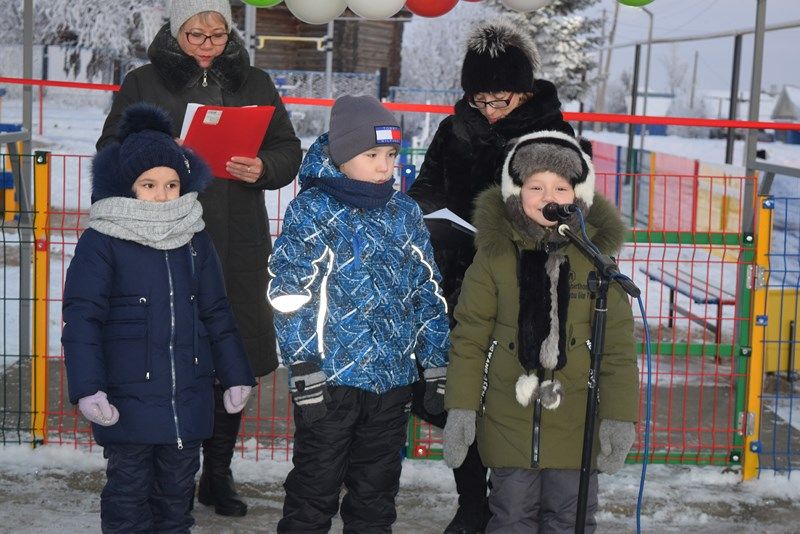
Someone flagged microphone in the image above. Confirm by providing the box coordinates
[542,202,578,222]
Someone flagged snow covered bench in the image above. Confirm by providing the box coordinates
[640,265,737,345]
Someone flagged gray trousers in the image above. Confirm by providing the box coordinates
[486,468,598,534]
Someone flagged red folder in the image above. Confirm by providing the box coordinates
[183,105,275,180]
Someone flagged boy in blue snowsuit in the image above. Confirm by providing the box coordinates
[268,95,450,533]
[62,103,255,533]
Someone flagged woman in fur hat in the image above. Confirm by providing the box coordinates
[407,19,576,533]
[442,131,639,533]
[64,103,255,532]
[97,0,302,517]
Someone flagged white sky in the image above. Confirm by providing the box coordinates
[581,0,800,95]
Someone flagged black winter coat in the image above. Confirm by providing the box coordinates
[407,79,574,314]
[62,229,255,447]
[97,25,302,376]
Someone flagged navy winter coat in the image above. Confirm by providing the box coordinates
[62,228,255,447]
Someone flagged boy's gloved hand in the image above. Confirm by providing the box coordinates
[78,391,119,426]
[223,385,252,414]
[596,419,636,474]
[443,409,476,468]
[422,366,447,415]
[289,361,329,424]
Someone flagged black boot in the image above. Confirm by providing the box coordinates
[444,441,490,534]
[197,384,247,517]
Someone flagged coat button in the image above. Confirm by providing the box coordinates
[509,342,515,350]
[570,338,576,346]
[190,295,195,301]
[139,297,147,304]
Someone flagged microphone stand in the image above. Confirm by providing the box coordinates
[555,223,640,534]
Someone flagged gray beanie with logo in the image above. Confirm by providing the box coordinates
[170,0,233,37]
[328,95,402,166]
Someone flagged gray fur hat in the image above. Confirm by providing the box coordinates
[501,130,596,208]
[461,20,541,95]
[170,0,232,37]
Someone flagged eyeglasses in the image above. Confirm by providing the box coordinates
[468,96,513,110]
[185,31,229,46]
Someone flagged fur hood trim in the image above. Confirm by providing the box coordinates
[472,185,626,256]
[148,23,250,93]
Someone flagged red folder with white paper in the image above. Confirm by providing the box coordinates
[182,104,275,180]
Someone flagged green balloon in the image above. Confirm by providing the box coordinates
[243,0,282,6]
[618,0,654,6]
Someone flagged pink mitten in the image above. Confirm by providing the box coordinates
[223,385,252,414]
[78,391,119,426]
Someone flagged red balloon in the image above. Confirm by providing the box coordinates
[405,0,458,17]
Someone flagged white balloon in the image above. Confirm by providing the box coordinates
[285,0,347,24]
[500,0,554,12]
[346,0,405,20]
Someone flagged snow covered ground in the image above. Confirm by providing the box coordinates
[3,443,800,533]
[3,98,800,532]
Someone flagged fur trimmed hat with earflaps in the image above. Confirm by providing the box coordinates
[499,130,597,410]
[461,19,541,96]
[91,103,213,203]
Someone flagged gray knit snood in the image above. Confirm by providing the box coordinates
[89,192,205,250]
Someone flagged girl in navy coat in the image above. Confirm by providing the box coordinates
[62,103,255,533]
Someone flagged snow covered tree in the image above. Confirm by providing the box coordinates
[400,0,602,101]
[661,44,689,98]
[0,0,167,81]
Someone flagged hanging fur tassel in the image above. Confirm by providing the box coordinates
[539,379,563,410]
[515,373,539,407]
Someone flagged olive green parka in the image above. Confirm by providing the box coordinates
[444,186,639,469]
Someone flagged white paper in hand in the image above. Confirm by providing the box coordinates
[423,208,477,235]
[179,102,204,140]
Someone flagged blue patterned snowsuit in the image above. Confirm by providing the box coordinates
[268,134,450,391]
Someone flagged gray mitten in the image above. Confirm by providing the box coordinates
[423,366,447,415]
[289,361,329,424]
[596,419,636,474]
[443,409,476,468]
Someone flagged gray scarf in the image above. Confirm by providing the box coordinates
[89,193,205,250]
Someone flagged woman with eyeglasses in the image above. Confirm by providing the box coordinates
[407,20,574,534]
[96,0,302,520]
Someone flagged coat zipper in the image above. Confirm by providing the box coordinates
[531,369,544,468]
[189,242,198,367]
[202,69,208,87]
[164,251,183,450]
[352,229,362,270]
[479,340,498,414]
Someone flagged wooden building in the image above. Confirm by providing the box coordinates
[230,4,408,96]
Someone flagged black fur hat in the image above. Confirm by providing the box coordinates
[92,103,213,202]
[461,20,541,96]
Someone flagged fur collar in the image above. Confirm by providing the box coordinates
[472,185,626,256]
[147,23,250,93]
[451,79,569,145]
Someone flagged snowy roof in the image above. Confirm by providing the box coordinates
[771,85,800,121]
[701,90,777,122]
[626,94,675,117]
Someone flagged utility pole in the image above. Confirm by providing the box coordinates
[595,9,607,106]
[594,2,619,131]
[689,50,699,109]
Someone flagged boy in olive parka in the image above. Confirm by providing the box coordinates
[443,130,639,533]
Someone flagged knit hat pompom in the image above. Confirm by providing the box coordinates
[170,0,233,38]
[92,103,213,203]
[461,20,541,96]
[501,130,596,208]
[117,102,174,141]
